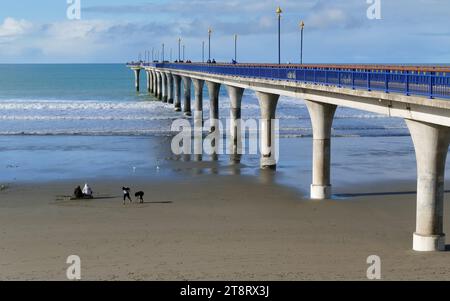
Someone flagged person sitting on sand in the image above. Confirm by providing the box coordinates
[122,187,132,204]
[82,183,93,198]
[74,186,83,199]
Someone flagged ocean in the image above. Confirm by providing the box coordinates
[0,64,407,137]
[0,64,445,194]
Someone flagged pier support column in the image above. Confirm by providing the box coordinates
[305,100,337,200]
[148,71,153,93]
[173,75,182,112]
[155,72,159,99]
[406,119,450,252]
[157,72,162,100]
[167,73,174,104]
[133,68,141,92]
[206,81,220,132]
[151,70,156,95]
[227,86,244,163]
[256,92,280,170]
[182,76,192,117]
[192,79,205,125]
[161,73,168,102]
[146,70,151,93]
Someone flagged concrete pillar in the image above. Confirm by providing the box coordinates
[173,74,182,112]
[154,72,159,98]
[304,100,337,200]
[227,86,244,163]
[192,79,205,125]
[406,119,450,252]
[151,70,156,95]
[146,70,151,93]
[206,81,220,132]
[256,92,280,169]
[133,68,140,92]
[167,72,174,104]
[182,76,192,116]
[148,70,153,93]
[161,73,168,102]
[157,72,162,100]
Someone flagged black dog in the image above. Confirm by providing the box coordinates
[135,191,144,204]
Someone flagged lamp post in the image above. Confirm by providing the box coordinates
[300,21,305,65]
[178,38,181,61]
[234,34,238,62]
[276,6,282,65]
[208,28,212,62]
[162,43,165,62]
[152,48,154,62]
[183,44,185,61]
[202,41,205,63]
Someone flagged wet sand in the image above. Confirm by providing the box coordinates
[0,173,449,281]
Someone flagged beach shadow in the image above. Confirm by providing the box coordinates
[335,190,450,198]
[141,201,173,204]
[92,196,117,200]
[55,195,119,202]
[446,245,450,252]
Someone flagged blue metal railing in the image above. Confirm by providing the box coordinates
[131,62,450,99]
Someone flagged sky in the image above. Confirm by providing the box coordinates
[0,0,449,64]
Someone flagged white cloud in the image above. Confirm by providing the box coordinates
[0,17,32,38]
[306,8,353,29]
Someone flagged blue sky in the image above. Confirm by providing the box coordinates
[0,0,449,64]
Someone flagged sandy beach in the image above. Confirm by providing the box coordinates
[1,172,449,281]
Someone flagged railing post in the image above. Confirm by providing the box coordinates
[429,73,434,99]
[405,71,410,96]
[352,70,355,89]
[313,69,317,84]
[385,72,389,93]
[338,71,341,87]
[325,69,328,86]
[367,71,371,91]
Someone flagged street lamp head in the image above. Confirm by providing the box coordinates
[276,6,282,15]
[208,28,212,35]
[300,20,305,29]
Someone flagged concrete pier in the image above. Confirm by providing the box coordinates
[206,82,220,133]
[173,75,182,112]
[129,61,450,253]
[227,86,244,163]
[155,72,159,99]
[406,119,450,251]
[167,72,174,104]
[182,76,192,116]
[305,100,337,200]
[132,68,140,92]
[161,73,168,102]
[256,92,279,169]
[157,72,162,100]
[151,70,156,95]
[146,70,151,93]
[192,79,205,125]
